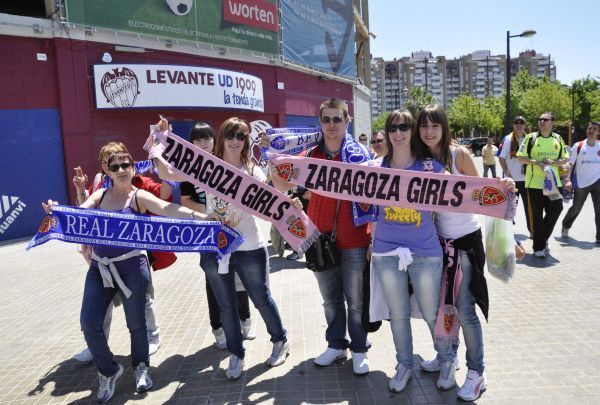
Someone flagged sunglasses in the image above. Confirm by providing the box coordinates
[108,162,132,172]
[538,118,552,122]
[370,139,384,145]
[224,132,247,141]
[514,120,525,125]
[320,116,344,124]
[389,123,411,132]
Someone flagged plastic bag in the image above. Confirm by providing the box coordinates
[484,216,516,282]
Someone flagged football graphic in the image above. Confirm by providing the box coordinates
[165,0,193,16]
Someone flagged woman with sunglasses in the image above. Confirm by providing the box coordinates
[71,142,172,365]
[370,130,387,158]
[369,109,454,393]
[516,112,569,257]
[192,117,289,381]
[45,151,216,403]
[179,122,254,350]
[415,104,516,401]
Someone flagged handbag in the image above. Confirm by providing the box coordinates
[305,201,340,272]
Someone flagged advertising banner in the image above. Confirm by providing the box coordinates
[281,0,356,78]
[93,64,265,112]
[65,0,278,54]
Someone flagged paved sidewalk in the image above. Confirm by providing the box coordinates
[0,192,599,404]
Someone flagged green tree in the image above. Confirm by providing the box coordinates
[372,112,389,132]
[571,76,600,130]
[590,89,600,121]
[404,87,435,118]
[521,81,571,126]
[449,94,481,136]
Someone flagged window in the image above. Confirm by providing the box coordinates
[0,0,47,17]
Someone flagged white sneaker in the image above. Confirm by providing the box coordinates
[561,227,569,238]
[436,358,457,390]
[351,351,369,375]
[241,318,256,340]
[226,354,244,381]
[134,362,153,393]
[457,369,487,401]
[544,243,551,253]
[212,327,227,350]
[148,338,161,356]
[72,348,93,364]
[96,363,123,403]
[388,363,412,393]
[420,356,460,372]
[533,250,546,258]
[267,341,290,367]
[314,348,347,367]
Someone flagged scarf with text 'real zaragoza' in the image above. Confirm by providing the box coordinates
[26,205,244,258]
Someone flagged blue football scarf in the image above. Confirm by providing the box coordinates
[339,134,377,226]
[260,127,323,160]
[26,205,244,259]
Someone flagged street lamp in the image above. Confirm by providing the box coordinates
[505,29,536,134]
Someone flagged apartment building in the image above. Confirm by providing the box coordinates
[371,49,556,118]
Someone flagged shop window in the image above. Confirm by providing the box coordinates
[1,0,47,18]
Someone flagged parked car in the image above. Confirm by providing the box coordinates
[463,137,489,156]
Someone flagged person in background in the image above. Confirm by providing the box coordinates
[179,122,254,350]
[516,111,569,258]
[481,136,498,178]
[358,133,368,146]
[561,121,600,243]
[499,116,531,236]
[370,130,387,158]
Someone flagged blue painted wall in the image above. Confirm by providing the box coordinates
[0,109,68,241]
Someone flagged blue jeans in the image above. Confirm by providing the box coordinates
[201,247,286,359]
[80,258,149,377]
[371,254,453,368]
[313,247,368,353]
[455,250,484,373]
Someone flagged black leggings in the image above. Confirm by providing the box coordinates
[206,281,250,330]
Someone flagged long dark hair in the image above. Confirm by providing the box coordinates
[189,122,216,143]
[415,104,453,168]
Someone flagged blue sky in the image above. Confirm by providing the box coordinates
[368,0,599,84]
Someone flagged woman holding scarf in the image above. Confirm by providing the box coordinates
[166,117,290,381]
[179,122,254,350]
[45,151,216,403]
[368,109,454,393]
[415,104,516,401]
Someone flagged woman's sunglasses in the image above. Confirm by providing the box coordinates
[370,139,384,145]
[108,162,133,172]
[225,132,247,141]
[388,123,411,132]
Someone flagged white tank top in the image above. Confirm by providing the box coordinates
[435,147,480,239]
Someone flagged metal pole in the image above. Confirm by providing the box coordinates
[570,85,575,145]
[505,31,511,135]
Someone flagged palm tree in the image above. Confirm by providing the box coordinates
[404,87,435,117]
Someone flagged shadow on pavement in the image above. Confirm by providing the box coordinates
[553,236,598,251]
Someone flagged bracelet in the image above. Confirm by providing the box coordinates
[189,211,195,219]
